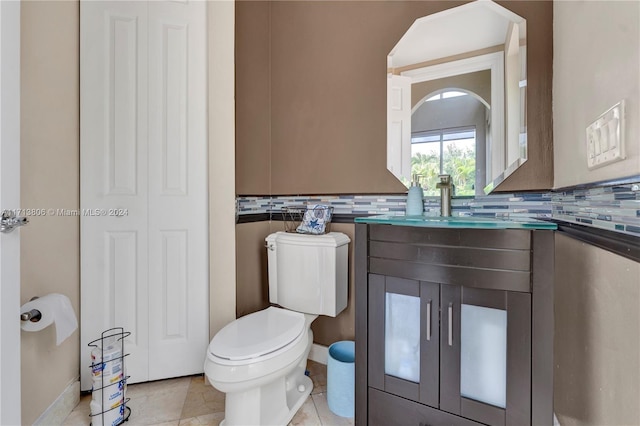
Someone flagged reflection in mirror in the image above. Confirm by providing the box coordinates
[386,0,527,195]
[411,124,478,196]
[411,71,490,196]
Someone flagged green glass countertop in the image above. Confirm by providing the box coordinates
[354,215,557,230]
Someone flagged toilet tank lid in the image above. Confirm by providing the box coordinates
[265,231,350,247]
[209,307,306,361]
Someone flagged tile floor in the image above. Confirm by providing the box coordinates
[63,360,353,426]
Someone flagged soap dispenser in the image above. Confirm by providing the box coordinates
[406,174,424,216]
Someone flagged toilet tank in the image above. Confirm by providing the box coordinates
[265,231,350,317]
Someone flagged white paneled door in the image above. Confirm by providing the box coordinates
[387,74,412,182]
[80,0,208,390]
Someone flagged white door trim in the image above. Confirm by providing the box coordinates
[207,0,236,338]
[0,1,22,424]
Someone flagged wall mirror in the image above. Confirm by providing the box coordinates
[387,0,527,195]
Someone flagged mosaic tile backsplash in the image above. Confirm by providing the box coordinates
[237,180,640,237]
[551,182,640,237]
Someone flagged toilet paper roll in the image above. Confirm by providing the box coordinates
[90,400,125,426]
[92,377,125,410]
[20,293,78,346]
[91,344,124,377]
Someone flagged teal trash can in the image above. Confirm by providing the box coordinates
[327,340,355,418]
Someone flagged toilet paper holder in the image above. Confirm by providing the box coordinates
[20,297,42,322]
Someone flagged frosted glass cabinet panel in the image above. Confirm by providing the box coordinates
[368,274,440,407]
[440,284,533,426]
[460,304,507,408]
[385,292,420,382]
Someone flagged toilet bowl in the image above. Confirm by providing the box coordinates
[204,307,317,425]
[205,231,350,426]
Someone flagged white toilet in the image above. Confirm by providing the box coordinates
[204,231,350,426]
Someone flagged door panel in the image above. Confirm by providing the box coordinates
[81,1,149,390]
[387,75,412,181]
[369,274,440,407]
[441,285,531,425]
[108,231,139,342]
[147,0,208,380]
[81,0,208,390]
[108,14,138,196]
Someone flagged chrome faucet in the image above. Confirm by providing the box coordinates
[436,175,453,216]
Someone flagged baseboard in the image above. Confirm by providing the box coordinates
[33,378,80,426]
[309,343,328,365]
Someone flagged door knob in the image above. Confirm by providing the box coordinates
[0,210,28,233]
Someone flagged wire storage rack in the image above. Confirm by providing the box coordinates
[281,205,306,232]
[281,204,334,234]
[88,327,131,426]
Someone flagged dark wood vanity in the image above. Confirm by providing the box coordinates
[355,222,555,426]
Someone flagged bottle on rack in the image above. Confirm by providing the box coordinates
[406,174,424,216]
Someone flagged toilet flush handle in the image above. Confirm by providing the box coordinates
[265,243,275,251]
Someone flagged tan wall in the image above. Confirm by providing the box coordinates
[236,0,553,195]
[236,221,271,317]
[553,1,640,188]
[552,3,640,424]
[236,222,355,345]
[554,234,640,425]
[235,1,271,196]
[20,2,80,424]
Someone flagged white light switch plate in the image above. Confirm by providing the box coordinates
[586,100,625,169]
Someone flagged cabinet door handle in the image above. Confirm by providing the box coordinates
[426,300,432,341]
[448,302,453,346]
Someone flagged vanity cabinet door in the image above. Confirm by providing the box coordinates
[440,285,532,426]
[368,274,440,408]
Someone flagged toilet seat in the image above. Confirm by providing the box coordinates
[209,307,306,365]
